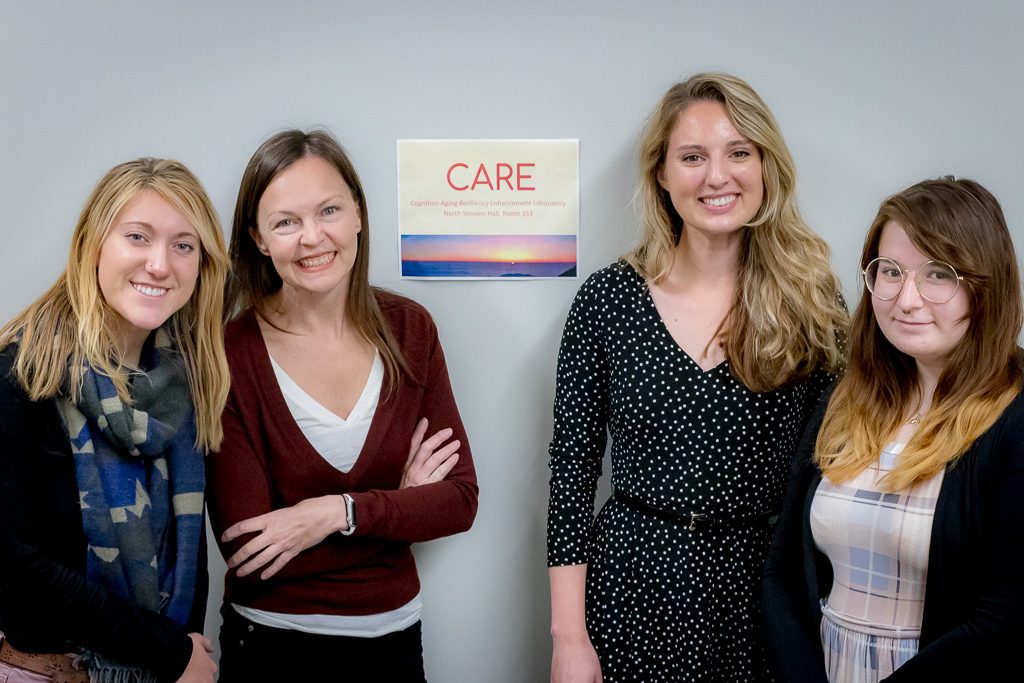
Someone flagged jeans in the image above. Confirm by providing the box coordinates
[218,605,427,682]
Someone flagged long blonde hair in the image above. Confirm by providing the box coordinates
[225,129,411,388]
[0,158,231,451]
[816,177,1023,490]
[627,72,846,392]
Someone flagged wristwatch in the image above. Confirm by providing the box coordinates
[340,493,357,536]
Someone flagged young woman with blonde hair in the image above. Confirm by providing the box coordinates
[0,158,230,682]
[547,72,846,682]
[763,177,1024,682]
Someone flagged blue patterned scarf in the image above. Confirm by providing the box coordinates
[58,329,204,682]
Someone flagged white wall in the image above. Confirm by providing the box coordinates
[2,2,1022,681]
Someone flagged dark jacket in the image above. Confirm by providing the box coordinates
[762,384,1024,681]
[0,345,206,682]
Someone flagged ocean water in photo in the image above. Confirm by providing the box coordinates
[402,260,576,278]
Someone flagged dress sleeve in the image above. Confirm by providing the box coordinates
[0,373,193,683]
[347,317,479,543]
[546,274,611,567]
[883,406,1024,681]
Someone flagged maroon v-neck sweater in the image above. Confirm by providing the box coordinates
[207,291,478,616]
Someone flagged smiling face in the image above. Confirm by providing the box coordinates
[97,189,201,359]
[254,155,361,300]
[658,100,764,240]
[871,220,971,376]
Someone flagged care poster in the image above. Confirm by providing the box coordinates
[398,139,579,279]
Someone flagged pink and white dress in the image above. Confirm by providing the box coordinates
[811,443,944,683]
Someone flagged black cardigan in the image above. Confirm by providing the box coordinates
[0,346,205,682]
[762,384,1024,682]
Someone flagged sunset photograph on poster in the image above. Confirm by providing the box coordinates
[401,234,577,278]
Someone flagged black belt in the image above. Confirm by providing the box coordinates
[613,490,777,531]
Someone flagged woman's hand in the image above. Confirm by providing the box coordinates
[220,495,346,579]
[174,633,216,683]
[550,564,601,682]
[551,635,603,683]
[400,418,461,489]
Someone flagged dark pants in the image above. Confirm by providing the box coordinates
[217,604,427,682]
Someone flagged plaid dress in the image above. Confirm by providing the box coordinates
[810,443,944,683]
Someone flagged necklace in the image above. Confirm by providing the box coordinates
[907,414,922,425]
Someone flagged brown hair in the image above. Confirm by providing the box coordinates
[816,177,1023,489]
[627,72,846,392]
[225,129,410,386]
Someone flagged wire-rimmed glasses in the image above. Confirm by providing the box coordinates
[862,257,963,304]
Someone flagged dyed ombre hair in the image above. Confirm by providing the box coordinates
[816,177,1023,490]
[627,72,846,392]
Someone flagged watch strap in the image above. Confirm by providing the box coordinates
[340,493,357,536]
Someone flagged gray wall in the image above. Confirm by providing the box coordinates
[2,2,1022,681]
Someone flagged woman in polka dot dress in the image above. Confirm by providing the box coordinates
[547,72,848,683]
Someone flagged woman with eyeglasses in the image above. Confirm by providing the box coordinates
[762,177,1024,682]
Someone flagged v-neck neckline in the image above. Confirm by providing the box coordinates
[244,311,395,481]
[637,270,729,375]
[268,351,382,425]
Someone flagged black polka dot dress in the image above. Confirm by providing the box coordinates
[547,262,830,682]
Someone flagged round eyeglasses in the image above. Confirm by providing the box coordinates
[862,257,963,304]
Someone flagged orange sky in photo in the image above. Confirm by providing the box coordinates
[402,234,576,263]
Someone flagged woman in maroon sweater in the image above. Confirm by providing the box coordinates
[206,130,478,681]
